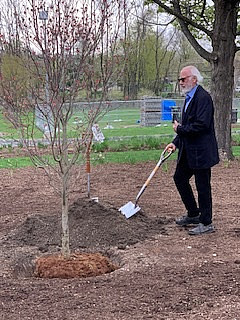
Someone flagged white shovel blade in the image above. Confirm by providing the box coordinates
[119,201,141,219]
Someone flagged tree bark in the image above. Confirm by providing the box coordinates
[210,0,237,159]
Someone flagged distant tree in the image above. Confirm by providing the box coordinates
[0,0,126,257]
[122,1,180,98]
[150,0,240,159]
[123,1,151,99]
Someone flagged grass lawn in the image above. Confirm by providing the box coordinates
[0,107,239,169]
[0,147,239,169]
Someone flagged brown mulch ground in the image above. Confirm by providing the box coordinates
[0,159,240,319]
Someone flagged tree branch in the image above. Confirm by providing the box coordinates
[132,12,176,27]
[152,0,215,62]
[172,0,214,62]
[151,0,213,37]
[200,0,206,18]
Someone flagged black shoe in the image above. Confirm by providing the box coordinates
[176,215,200,226]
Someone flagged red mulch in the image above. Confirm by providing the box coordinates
[35,253,117,279]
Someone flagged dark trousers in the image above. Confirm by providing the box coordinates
[173,151,213,225]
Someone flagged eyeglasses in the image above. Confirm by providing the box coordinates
[178,75,192,82]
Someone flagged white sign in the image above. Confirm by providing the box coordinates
[92,124,105,143]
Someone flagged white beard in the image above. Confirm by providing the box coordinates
[181,84,195,94]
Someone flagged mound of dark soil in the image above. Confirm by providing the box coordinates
[6,198,172,252]
[5,198,172,279]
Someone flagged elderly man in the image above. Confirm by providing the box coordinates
[165,65,219,235]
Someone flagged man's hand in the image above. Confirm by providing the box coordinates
[164,143,176,153]
[173,120,179,132]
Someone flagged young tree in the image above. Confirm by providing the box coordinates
[150,0,239,159]
[0,0,126,257]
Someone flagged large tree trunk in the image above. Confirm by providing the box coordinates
[210,1,237,160]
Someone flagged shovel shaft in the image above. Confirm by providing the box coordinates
[135,150,172,204]
[135,160,161,203]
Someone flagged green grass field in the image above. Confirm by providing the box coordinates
[1,107,239,140]
[0,107,240,169]
[0,107,173,137]
[1,147,239,169]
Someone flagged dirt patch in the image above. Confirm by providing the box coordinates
[0,160,240,319]
[35,252,117,279]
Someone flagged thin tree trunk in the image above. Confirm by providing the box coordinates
[61,121,70,257]
[61,175,70,257]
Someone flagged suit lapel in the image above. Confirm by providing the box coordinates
[181,86,201,123]
[181,99,193,123]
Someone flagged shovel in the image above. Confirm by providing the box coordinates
[119,149,173,218]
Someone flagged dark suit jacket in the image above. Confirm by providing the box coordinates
[173,85,219,169]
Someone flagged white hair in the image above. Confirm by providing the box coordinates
[188,65,204,83]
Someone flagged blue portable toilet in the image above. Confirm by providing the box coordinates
[161,100,176,120]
